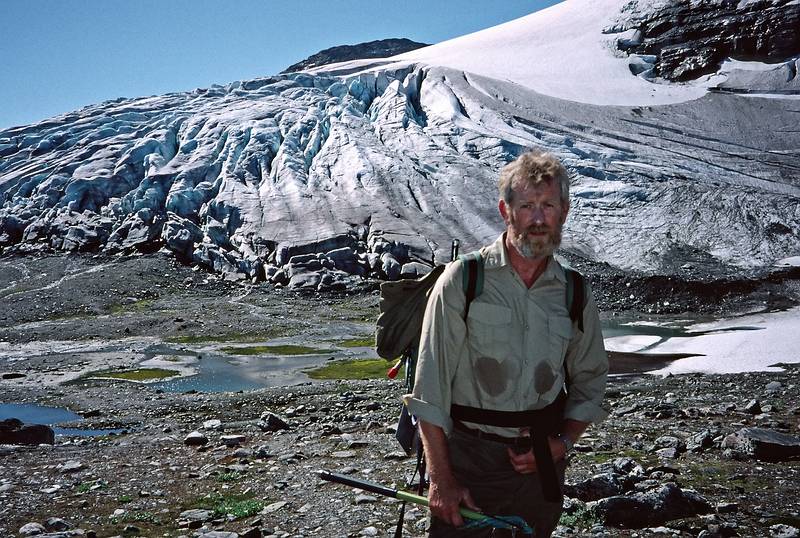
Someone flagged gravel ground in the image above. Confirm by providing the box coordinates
[0,252,799,537]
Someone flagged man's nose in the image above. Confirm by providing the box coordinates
[530,207,546,223]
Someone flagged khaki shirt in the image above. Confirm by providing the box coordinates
[403,234,608,438]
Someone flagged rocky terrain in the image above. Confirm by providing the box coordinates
[0,253,799,537]
[606,0,800,82]
[282,39,430,73]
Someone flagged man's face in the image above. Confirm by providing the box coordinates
[499,179,568,260]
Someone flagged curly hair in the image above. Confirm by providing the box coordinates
[498,150,570,204]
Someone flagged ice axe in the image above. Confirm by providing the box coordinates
[317,470,533,535]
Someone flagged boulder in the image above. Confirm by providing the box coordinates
[590,483,712,528]
[565,473,626,501]
[258,412,290,432]
[276,234,358,266]
[380,252,401,280]
[183,431,208,446]
[288,270,321,290]
[18,522,46,536]
[0,418,55,445]
[721,427,800,462]
[400,261,433,279]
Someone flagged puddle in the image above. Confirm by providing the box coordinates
[144,344,342,393]
[0,403,125,436]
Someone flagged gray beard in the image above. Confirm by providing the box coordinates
[511,227,562,260]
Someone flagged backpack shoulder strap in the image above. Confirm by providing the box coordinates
[458,251,484,317]
[564,267,586,333]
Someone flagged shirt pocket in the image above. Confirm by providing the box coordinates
[466,302,513,360]
[548,316,574,370]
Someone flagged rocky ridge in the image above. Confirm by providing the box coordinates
[605,0,800,82]
[283,39,430,74]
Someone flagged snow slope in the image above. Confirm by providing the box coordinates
[390,0,719,106]
[0,0,798,283]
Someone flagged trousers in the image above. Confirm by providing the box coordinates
[428,429,566,538]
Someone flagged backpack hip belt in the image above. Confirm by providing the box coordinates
[450,391,566,503]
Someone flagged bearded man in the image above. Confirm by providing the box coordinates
[404,150,608,537]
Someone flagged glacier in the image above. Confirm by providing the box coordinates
[0,0,798,288]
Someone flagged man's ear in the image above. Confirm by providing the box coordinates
[499,199,509,224]
[560,201,570,225]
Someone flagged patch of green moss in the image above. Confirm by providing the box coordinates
[220,344,335,356]
[559,505,598,528]
[190,493,265,520]
[305,358,402,380]
[337,337,375,348]
[108,299,155,315]
[89,368,180,382]
[217,471,243,482]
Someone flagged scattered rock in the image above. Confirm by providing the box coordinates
[590,483,712,528]
[262,501,288,514]
[184,431,208,446]
[0,418,55,445]
[258,412,289,432]
[19,522,46,536]
[203,419,223,431]
[221,434,247,447]
[58,461,85,474]
[721,428,800,462]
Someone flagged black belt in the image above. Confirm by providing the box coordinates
[453,420,533,451]
[449,393,567,503]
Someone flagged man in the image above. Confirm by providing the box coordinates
[404,150,608,537]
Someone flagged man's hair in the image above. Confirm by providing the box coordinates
[498,150,570,204]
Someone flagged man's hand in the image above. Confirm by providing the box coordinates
[428,475,481,527]
[506,436,567,474]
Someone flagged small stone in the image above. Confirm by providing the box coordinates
[361,526,379,536]
[771,524,799,538]
[765,381,782,393]
[203,419,223,431]
[41,485,61,494]
[178,508,214,522]
[45,517,71,531]
[262,501,288,513]
[221,434,247,447]
[59,460,85,473]
[744,399,762,414]
[19,522,46,536]
[184,431,208,446]
[355,494,378,504]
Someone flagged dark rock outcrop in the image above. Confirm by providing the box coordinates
[283,38,429,73]
[721,427,800,462]
[606,0,800,81]
[0,418,55,445]
[590,482,712,528]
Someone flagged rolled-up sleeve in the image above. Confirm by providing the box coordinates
[402,262,467,435]
[564,284,609,424]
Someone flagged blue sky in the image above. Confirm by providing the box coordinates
[1,0,560,131]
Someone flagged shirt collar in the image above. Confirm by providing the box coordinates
[480,233,566,284]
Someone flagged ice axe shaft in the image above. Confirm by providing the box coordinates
[318,470,487,522]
